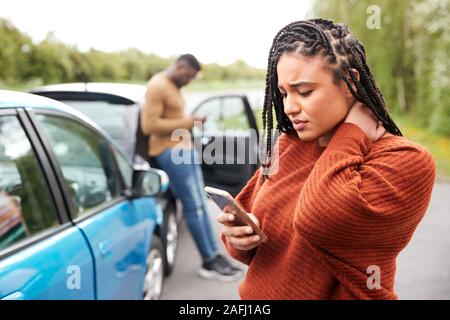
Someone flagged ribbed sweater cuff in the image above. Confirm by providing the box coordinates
[326,122,372,156]
[221,232,255,265]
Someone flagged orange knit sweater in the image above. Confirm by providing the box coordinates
[222,122,436,300]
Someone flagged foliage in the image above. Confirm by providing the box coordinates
[0,18,265,88]
[313,0,450,135]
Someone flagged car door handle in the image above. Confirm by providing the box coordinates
[98,239,112,258]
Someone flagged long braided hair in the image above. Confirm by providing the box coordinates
[261,18,402,179]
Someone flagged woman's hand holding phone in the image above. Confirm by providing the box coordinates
[217,205,262,251]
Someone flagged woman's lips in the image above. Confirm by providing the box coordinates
[292,120,308,131]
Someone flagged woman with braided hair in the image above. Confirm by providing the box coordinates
[217,19,436,299]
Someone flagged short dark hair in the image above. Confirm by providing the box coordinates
[177,54,201,71]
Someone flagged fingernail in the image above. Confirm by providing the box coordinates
[228,214,234,220]
[246,227,253,234]
[253,236,260,241]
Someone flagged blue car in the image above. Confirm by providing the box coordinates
[0,90,168,300]
[30,83,180,276]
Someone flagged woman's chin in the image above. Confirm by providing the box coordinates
[295,130,317,142]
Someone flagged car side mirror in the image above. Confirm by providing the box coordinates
[131,162,169,198]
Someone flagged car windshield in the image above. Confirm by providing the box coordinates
[62,100,138,140]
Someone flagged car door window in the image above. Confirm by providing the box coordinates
[0,115,59,252]
[193,98,223,132]
[36,115,122,218]
[193,97,250,133]
[113,148,133,188]
[222,97,250,131]
[62,100,138,140]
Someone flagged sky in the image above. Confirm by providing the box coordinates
[1,0,313,68]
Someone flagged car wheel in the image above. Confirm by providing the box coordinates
[162,199,178,276]
[143,235,164,300]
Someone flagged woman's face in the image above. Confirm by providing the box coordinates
[277,52,355,146]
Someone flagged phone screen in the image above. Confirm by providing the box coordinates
[205,186,269,243]
[205,192,231,211]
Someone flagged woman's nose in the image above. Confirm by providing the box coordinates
[284,94,302,116]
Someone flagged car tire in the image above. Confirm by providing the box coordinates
[161,198,178,276]
[142,235,164,300]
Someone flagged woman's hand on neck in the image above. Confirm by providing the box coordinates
[317,101,391,148]
[344,101,386,142]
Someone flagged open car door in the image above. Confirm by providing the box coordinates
[191,95,259,196]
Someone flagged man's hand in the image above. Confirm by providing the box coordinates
[344,101,387,142]
[192,115,207,127]
[218,206,261,251]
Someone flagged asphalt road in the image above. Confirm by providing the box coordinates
[160,199,245,300]
[160,182,450,300]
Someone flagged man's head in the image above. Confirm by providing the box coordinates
[169,54,201,88]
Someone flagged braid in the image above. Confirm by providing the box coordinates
[261,19,402,180]
[261,46,275,179]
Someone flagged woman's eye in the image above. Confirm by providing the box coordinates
[299,90,313,97]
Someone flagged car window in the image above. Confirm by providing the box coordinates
[193,98,223,132]
[221,97,250,131]
[62,101,138,140]
[113,148,133,188]
[36,114,123,218]
[0,115,59,252]
[193,97,250,133]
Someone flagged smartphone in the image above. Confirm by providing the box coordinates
[204,186,268,243]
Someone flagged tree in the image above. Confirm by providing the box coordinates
[313,0,450,135]
[0,18,33,84]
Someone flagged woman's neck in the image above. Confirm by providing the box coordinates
[317,127,338,148]
[318,125,396,148]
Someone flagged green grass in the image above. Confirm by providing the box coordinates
[393,115,450,180]
[0,79,45,91]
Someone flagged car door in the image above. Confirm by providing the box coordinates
[0,108,95,300]
[191,95,259,196]
[31,111,158,300]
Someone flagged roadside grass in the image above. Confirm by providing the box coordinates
[394,115,450,181]
[0,79,45,91]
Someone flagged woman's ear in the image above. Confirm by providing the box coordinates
[349,68,360,91]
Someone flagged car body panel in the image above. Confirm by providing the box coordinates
[0,225,95,300]
[74,198,157,300]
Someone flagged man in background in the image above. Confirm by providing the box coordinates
[140,54,243,281]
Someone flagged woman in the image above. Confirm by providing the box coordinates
[218,19,436,299]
